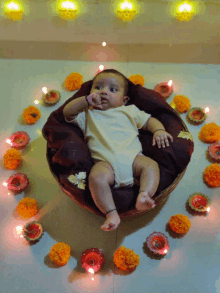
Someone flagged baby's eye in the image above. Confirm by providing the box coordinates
[95,86,117,92]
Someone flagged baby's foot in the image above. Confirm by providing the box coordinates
[101,210,121,231]
[136,191,156,211]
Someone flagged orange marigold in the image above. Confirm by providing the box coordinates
[173,95,191,113]
[17,197,39,219]
[22,106,41,125]
[3,149,22,170]
[198,122,220,143]
[113,246,140,272]
[65,72,83,91]
[169,214,191,234]
[128,74,145,86]
[203,163,220,187]
[49,242,71,266]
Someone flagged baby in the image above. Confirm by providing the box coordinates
[63,70,173,232]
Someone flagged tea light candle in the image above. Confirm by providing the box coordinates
[146,232,170,255]
[154,80,173,99]
[23,221,43,242]
[81,248,105,274]
[188,193,210,213]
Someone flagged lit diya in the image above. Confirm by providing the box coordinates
[187,107,207,124]
[188,193,210,212]
[7,173,29,193]
[43,90,60,105]
[208,143,220,162]
[81,248,105,274]
[23,221,43,242]
[146,232,170,255]
[154,81,173,99]
[9,131,30,149]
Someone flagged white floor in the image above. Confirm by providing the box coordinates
[1,59,220,293]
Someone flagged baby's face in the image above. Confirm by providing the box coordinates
[90,73,129,110]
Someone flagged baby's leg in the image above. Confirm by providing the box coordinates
[132,155,160,211]
[88,161,121,231]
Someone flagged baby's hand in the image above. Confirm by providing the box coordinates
[87,93,103,110]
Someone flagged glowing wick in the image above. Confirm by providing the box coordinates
[88,268,95,274]
[168,80,173,87]
[206,207,210,212]
[204,107,210,114]
[3,182,8,187]
[163,249,168,254]
[6,139,12,146]
[42,87,48,94]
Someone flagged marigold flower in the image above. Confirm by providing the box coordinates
[128,74,145,86]
[3,149,22,169]
[203,163,220,187]
[22,106,41,125]
[17,197,39,218]
[113,246,140,272]
[198,123,220,143]
[49,242,71,266]
[173,95,191,113]
[65,72,83,91]
[168,214,191,234]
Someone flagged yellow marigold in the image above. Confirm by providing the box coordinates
[49,242,71,266]
[65,72,83,91]
[173,95,191,113]
[22,106,41,125]
[17,197,39,219]
[128,74,145,86]
[198,122,220,143]
[203,163,220,187]
[3,149,22,170]
[169,214,191,234]
[113,246,140,272]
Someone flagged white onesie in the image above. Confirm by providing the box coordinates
[65,105,151,188]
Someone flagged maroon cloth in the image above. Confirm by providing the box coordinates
[42,78,194,213]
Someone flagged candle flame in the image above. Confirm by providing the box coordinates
[6,139,12,146]
[168,80,173,87]
[99,65,104,71]
[164,249,168,254]
[42,87,48,94]
[206,207,210,212]
[3,182,8,187]
[102,42,106,47]
[88,268,95,274]
[204,107,210,114]
[16,225,23,234]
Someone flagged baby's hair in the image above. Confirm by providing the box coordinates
[92,69,129,96]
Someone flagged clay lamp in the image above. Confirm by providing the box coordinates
[23,221,44,242]
[208,143,220,162]
[154,81,173,99]
[146,232,170,255]
[7,173,29,193]
[8,131,30,149]
[187,107,207,124]
[42,88,60,105]
[188,193,210,213]
[81,248,105,274]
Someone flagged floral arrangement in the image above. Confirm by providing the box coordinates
[22,106,41,125]
[203,164,220,187]
[68,172,86,189]
[3,149,22,169]
[113,246,140,271]
[198,122,220,143]
[172,95,191,113]
[16,197,39,219]
[65,72,83,91]
[168,214,191,234]
[49,242,71,266]
[128,74,145,86]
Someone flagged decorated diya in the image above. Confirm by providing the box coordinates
[81,248,105,274]
[23,221,43,242]
[146,232,170,255]
[154,82,173,99]
[43,90,60,105]
[187,107,207,124]
[208,143,220,162]
[9,131,30,149]
[7,172,29,193]
[188,193,210,212]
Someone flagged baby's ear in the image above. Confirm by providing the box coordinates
[124,96,130,104]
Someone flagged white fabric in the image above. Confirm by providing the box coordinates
[65,105,151,188]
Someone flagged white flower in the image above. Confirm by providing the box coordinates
[68,172,86,190]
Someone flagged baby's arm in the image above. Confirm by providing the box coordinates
[63,96,88,121]
[141,117,165,133]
